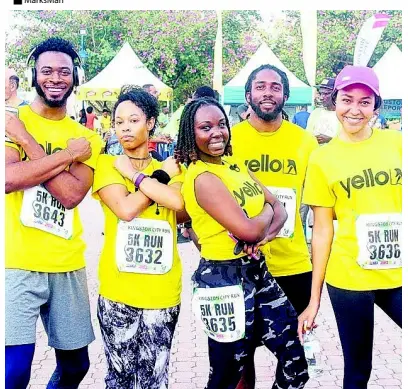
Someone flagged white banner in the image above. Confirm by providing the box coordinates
[353,13,391,66]
[300,11,317,88]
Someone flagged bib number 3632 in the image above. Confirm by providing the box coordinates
[267,187,296,238]
[116,218,173,274]
[192,285,246,343]
[356,213,402,269]
[20,186,74,239]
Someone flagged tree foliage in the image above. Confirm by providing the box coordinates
[6,10,401,107]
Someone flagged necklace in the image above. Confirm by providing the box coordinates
[126,154,151,161]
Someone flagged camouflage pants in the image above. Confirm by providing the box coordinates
[192,256,309,389]
[97,296,180,389]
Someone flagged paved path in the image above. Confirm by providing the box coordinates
[28,194,402,389]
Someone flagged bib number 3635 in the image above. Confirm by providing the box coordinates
[20,186,74,239]
[192,285,246,343]
[356,213,402,269]
[116,218,173,274]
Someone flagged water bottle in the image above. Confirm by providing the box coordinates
[303,328,323,378]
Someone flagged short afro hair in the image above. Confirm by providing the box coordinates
[30,37,80,67]
[112,85,160,136]
[245,64,290,99]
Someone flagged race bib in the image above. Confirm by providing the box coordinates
[192,285,246,343]
[20,186,74,239]
[267,187,296,238]
[356,213,402,269]
[116,218,173,274]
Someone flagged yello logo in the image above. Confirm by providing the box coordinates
[22,141,63,161]
[340,168,402,198]
[233,181,263,207]
[245,155,297,175]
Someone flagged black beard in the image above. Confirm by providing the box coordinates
[249,97,285,122]
[34,79,73,108]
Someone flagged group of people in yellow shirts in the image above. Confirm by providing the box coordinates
[5,37,401,389]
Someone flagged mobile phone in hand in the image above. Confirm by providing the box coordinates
[228,232,260,260]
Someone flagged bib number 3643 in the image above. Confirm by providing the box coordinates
[116,218,173,274]
[20,186,74,239]
[356,213,402,269]
[192,285,246,343]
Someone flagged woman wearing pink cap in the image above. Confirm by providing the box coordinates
[298,65,402,389]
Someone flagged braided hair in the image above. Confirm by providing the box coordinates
[174,97,232,166]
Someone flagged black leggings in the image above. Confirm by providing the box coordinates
[5,344,90,389]
[327,284,402,389]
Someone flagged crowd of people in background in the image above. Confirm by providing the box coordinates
[5,36,402,389]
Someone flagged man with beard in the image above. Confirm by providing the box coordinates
[230,64,318,389]
[5,37,102,389]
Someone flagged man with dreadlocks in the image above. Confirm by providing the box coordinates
[5,37,102,388]
[175,97,309,389]
[230,64,318,389]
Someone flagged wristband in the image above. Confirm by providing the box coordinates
[64,148,75,164]
[134,173,148,188]
[150,169,171,185]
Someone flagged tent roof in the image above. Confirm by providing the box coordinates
[81,42,171,91]
[373,44,402,100]
[225,43,309,88]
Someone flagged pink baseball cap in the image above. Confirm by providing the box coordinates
[334,65,380,97]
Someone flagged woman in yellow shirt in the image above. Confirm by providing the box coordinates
[299,66,402,389]
[92,87,184,389]
[175,97,309,389]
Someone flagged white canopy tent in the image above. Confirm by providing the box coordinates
[78,42,172,101]
[373,43,402,100]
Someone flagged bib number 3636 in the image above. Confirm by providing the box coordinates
[356,213,402,269]
[192,285,246,343]
[20,186,74,239]
[116,218,173,274]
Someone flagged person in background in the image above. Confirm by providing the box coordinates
[369,108,387,129]
[5,68,28,108]
[292,105,310,129]
[142,83,160,99]
[192,85,216,100]
[78,108,87,126]
[85,106,97,130]
[306,77,340,144]
[99,108,111,135]
[237,103,250,122]
[299,65,402,389]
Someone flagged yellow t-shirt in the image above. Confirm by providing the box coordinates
[5,105,102,272]
[100,115,111,132]
[182,159,265,260]
[303,129,402,291]
[92,155,184,309]
[230,120,318,276]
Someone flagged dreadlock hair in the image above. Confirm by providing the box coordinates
[245,64,290,100]
[31,37,80,67]
[112,85,159,136]
[174,97,232,166]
